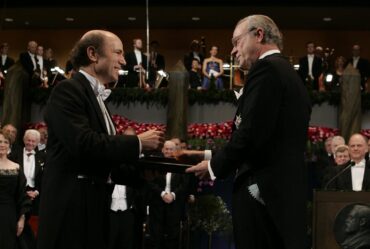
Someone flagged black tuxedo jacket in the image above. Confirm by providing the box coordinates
[332,160,370,191]
[297,55,322,90]
[19,52,35,76]
[211,53,311,249]
[37,72,140,249]
[124,51,148,87]
[0,55,15,73]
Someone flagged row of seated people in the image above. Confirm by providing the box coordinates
[314,133,370,191]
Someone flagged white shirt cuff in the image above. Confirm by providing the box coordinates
[161,191,166,197]
[208,161,216,180]
[204,150,212,160]
[171,192,176,200]
[138,137,142,155]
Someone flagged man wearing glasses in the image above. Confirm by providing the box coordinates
[185,15,311,249]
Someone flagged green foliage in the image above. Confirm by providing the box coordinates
[188,195,233,235]
[7,87,370,109]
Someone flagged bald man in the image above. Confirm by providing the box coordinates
[37,30,164,249]
[332,134,370,191]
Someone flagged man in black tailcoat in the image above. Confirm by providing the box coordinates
[37,30,164,249]
[186,15,311,249]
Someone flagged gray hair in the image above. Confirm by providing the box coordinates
[24,129,41,142]
[238,15,283,50]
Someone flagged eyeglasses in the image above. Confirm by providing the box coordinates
[231,27,257,47]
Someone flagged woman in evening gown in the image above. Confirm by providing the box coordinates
[0,131,30,249]
[202,45,224,90]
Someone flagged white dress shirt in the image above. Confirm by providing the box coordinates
[1,54,7,66]
[110,184,128,211]
[134,49,142,65]
[352,56,359,68]
[161,172,176,199]
[23,148,36,187]
[351,159,366,191]
[307,54,314,78]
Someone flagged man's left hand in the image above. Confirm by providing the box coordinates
[186,160,210,179]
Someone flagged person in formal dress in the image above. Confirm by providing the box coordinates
[108,127,147,249]
[36,45,48,88]
[0,42,15,86]
[184,15,311,249]
[0,131,31,249]
[12,129,43,249]
[19,40,42,87]
[124,38,148,88]
[331,134,370,191]
[334,145,350,166]
[348,45,370,91]
[148,140,187,249]
[189,58,202,89]
[297,41,323,90]
[13,129,44,216]
[2,123,22,162]
[184,40,204,72]
[341,204,370,249]
[36,30,164,249]
[202,45,224,90]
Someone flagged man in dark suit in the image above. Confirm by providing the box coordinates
[37,30,164,249]
[297,41,323,90]
[13,129,44,249]
[19,40,42,87]
[14,129,45,215]
[186,15,311,249]
[183,40,204,72]
[148,140,187,249]
[348,44,370,91]
[0,42,15,77]
[124,38,148,88]
[330,134,370,191]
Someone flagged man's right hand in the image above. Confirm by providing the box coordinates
[174,150,205,164]
[138,129,164,151]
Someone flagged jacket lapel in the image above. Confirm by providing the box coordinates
[362,163,370,190]
[73,72,109,134]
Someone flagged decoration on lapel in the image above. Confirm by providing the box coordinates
[234,114,242,129]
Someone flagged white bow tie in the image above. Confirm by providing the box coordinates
[95,85,112,101]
